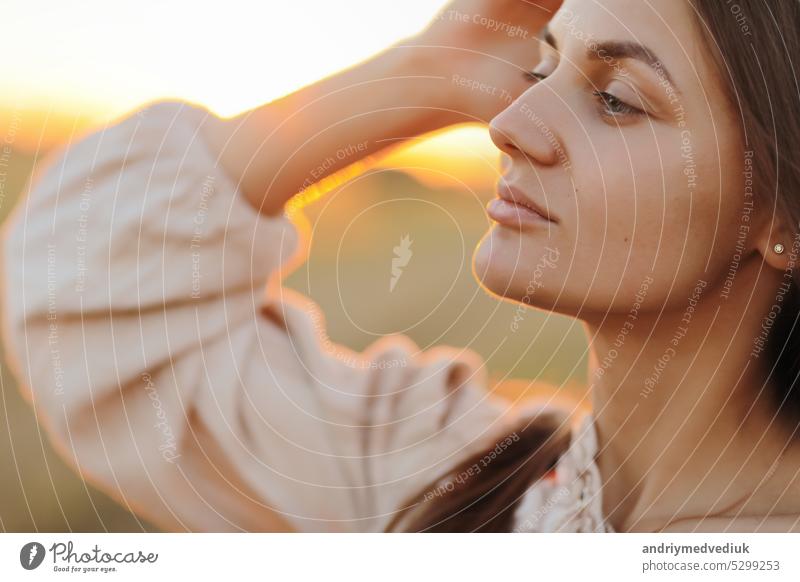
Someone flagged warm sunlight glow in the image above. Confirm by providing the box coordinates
[2,0,500,190]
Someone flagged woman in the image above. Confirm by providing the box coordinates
[3,0,800,532]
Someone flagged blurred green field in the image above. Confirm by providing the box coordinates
[0,141,589,532]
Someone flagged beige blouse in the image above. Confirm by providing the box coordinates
[1,101,611,532]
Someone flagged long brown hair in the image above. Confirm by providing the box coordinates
[690,0,800,428]
[387,0,800,532]
[385,407,573,532]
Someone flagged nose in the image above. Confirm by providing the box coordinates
[489,89,565,168]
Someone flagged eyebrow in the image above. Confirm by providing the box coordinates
[541,25,679,92]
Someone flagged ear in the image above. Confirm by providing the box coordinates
[752,208,794,271]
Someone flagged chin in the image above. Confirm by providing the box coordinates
[472,227,528,301]
[472,225,562,309]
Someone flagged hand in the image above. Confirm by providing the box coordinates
[405,0,563,122]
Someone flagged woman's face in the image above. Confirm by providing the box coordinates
[473,0,750,318]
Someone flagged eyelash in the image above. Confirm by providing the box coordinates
[524,70,547,83]
[591,90,645,118]
[523,70,646,119]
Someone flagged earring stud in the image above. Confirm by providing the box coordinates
[774,243,785,254]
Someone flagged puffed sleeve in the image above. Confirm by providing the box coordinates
[0,100,514,532]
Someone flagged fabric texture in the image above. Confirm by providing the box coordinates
[514,412,613,532]
[1,100,610,533]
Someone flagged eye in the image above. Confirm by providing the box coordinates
[524,55,558,83]
[592,90,646,119]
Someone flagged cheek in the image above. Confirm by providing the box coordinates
[562,134,735,311]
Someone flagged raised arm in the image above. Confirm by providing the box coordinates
[1,1,563,533]
[200,0,563,216]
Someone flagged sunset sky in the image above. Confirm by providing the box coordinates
[4,0,501,189]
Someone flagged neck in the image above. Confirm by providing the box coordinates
[583,260,800,531]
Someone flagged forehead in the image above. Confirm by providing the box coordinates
[549,0,729,111]
[554,0,696,42]
[550,0,710,77]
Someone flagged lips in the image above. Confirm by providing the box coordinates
[496,183,556,223]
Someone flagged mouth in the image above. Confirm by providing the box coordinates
[487,182,558,226]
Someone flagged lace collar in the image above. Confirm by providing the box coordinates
[513,412,614,532]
